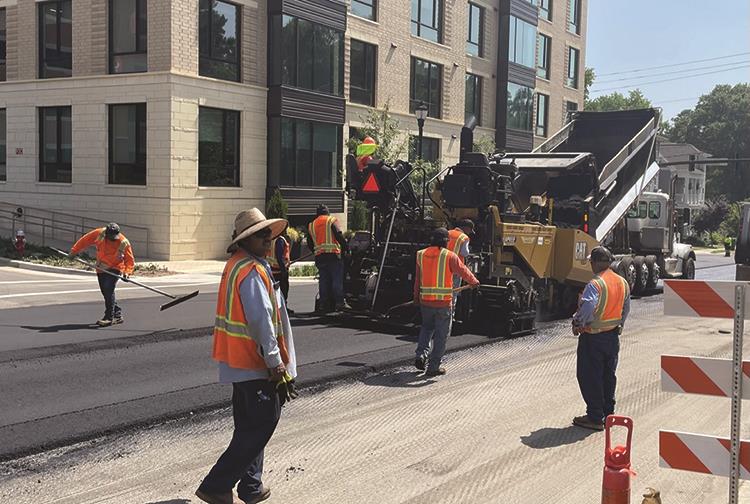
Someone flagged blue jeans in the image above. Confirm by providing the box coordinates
[415,306,453,372]
[97,272,121,320]
[317,257,344,309]
[576,330,620,423]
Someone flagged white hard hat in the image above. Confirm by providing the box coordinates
[16,229,25,236]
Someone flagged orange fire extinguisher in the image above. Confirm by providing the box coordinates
[602,415,635,504]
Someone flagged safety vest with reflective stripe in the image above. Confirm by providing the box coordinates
[417,246,454,302]
[447,229,469,258]
[94,229,131,268]
[586,268,630,334]
[266,237,290,273]
[308,215,341,256]
[212,251,290,371]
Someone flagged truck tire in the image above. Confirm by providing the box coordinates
[645,255,659,289]
[632,256,648,294]
[682,257,696,279]
[619,256,637,292]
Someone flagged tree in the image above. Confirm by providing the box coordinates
[347,102,409,164]
[473,135,497,156]
[348,200,368,231]
[585,89,653,112]
[692,196,729,236]
[266,188,288,220]
[584,67,595,102]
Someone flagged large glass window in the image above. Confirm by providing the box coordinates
[567,46,579,88]
[537,33,550,79]
[199,107,240,187]
[410,57,442,119]
[465,73,482,125]
[0,109,5,181]
[109,104,146,185]
[568,0,580,34]
[351,0,376,21]
[199,0,240,82]
[279,118,342,188]
[508,16,536,68]
[539,0,551,21]
[411,0,442,43]
[110,0,147,74]
[506,82,533,131]
[0,9,6,81]
[39,106,72,183]
[350,39,376,106]
[466,3,483,57]
[409,136,440,163]
[277,15,344,96]
[39,0,72,78]
[535,93,548,137]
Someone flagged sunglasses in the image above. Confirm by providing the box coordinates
[252,228,273,238]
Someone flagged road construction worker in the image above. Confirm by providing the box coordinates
[414,228,479,376]
[266,232,291,302]
[197,208,298,504]
[70,223,134,327]
[356,136,378,171]
[306,204,350,312]
[571,246,630,431]
[724,236,733,257]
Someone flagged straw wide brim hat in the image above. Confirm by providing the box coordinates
[227,208,288,253]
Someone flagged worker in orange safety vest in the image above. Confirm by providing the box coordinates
[70,223,134,326]
[306,204,349,312]
[413,228,479,376]
[571,246,631,431]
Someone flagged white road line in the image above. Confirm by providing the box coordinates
[0,282,217,300]
[0,280,93,284]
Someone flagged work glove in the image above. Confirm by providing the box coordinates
[276,371,299,406]
[121,274,130,282]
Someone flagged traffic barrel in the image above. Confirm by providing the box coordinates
[602,415,635,504]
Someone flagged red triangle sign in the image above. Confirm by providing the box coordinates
[362,172,380,193]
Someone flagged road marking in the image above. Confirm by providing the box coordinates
[0,280,93,284]
[0,282,217,300]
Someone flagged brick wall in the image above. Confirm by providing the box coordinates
[171,0,198,75]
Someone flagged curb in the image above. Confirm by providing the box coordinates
[0,256,95,276]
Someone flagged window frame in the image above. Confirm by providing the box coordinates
[351,0,376,21]
[109,0,148,74]
[506,82,534,132]
[108,103,147,186]
[508,16,537,69]
[466,2,483,57]
[648,201,661,219]
[0,8,6,82]
[409,56,442,119]
[566,46,579,88]
[465,73,482,126]
[536,33,551,80]
[38,0,73,79]
[535,93,548,137]
[409,135,440,164]
[411,0,443,44]
[278,117,342,189]
[38,106,72,183]
[568,0,580,34]
[199,0,241,83]
[349,39,377,107]
[198,106,241,187]
[0,108,5,181]
[539,0,552,21]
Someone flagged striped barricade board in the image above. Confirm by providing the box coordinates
[660,430,750,480]
[664,280,750,319]
[661,355,750,398]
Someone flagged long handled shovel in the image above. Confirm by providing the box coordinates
[52,248,200,310]
[384,284,477,317]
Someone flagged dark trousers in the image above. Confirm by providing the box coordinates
[273,270,289,302]
[199,380,281,501]
[97,272,121,320]
[317,257,344,309]
[576,330,620,423]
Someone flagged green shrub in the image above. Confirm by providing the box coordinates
[348,200,368,231]
[289,264,317,277]
[266,188,288,219]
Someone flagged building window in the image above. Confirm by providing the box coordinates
[506,82,533,131]
[410,57,442,119]
[465,73,482,125]
[409,136,440,164]
[466,3,483,57]
[567,46,579,88]
[199,0,240,82]
[351,0,376,21]
[537,33,550,79]
[568,0,580,34]
[411,0,442,43]
[0,9,6,81]
[0,109,5,181]
[39,106,72,183]
[565,100,578,123]
[535,93,548,137]
[199,107,240,187]
[277,15,344,96]
[38,0,72,78]
[508,16,536,68]
[539,0,551,21]
[110,0,147,74]
[279,118,341,188]
[350,40,376,106]
[109,104,146,185]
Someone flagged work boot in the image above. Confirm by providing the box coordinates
[572,415,604,431]
[112,316,124,325]
[335,301,352,311]
[96,318,113,327]
[241,485,271,504]
[194,489,245,504]
[425,367,446,377]
[414,356,426,371]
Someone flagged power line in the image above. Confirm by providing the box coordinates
[594,52,750,77]
[594,60,750,85]
[590,64,750,94]
[651,96,701,105]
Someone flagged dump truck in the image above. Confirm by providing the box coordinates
[343,108,693,336]
[737,203,750,281]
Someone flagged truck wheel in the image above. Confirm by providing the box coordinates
[682,257,696,279]
[645,255,659,289]
[632,256,648,294]
[619,257,637,292]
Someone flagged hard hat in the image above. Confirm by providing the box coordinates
[588,246,613,263]
[362,136,376,145]
[16,229,24,236]
[105,222,121,238]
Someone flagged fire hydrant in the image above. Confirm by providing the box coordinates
[14,230,26,258]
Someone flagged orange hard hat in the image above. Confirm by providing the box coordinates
[362,136,376,145]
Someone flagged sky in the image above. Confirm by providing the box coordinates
[585,0,750,120]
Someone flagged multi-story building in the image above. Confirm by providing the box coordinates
[0,0,586,260]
